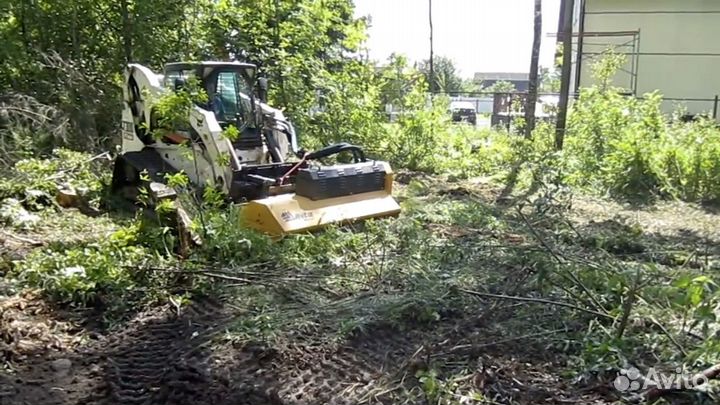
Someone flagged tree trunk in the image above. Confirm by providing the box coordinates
[71,2,80,59]
[274,0,288,107]
[120,0,132,64]
[20,0,30,52]
[555,0,575,150]
[428,0,435,94]
[525,0,542,139]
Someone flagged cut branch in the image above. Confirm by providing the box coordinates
[516,207,609,314]
[458,288,615,320]
[199,272,254,284]
[649,316,688,358]
[0,230,43,246]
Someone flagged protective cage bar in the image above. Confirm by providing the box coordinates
[550,30,640,95]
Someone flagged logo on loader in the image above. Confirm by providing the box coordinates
[122,121,135,140]
[280,211,314,222]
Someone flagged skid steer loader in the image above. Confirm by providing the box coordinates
[111,61,400,235]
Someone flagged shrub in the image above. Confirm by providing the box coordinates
[193,204,275,265]
[16,223,168,313]
[302,60,386,151]
[0,148,110,206]
[384,90,450,171]
[563,52,720,203]
[659,119,720,202]
[433,125,516,179]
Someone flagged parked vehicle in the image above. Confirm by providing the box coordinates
[450,101,477,125]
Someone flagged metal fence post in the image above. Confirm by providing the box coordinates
[713,95,719,120]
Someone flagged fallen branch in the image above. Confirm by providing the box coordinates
[87,151,111,162]
[516,206,564,263]
[433,328,565,357]
[516,207,609,315]
[0,230,43,246]
[648,316,688,358]
[134,265,376,289]
[459,288,615,320]
[199,272,254,284]
[615,266,642,340]
[128,266,257,285]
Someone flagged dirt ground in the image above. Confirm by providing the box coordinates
[1,186,718,405]
[1,293,614,405]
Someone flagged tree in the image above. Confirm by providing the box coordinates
[556,0,576,150]
[0,0,212,144]
[206,0,371,139]
[418,56,468,95]
[378,54,422,108]
[539,67,561,92]
[0,0,377,150]
[525,0,542,139]
[483,80,517,94]
[428,0,434,94]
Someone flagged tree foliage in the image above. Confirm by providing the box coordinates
[418,56,474,95]
[0,0,380,154]
[377,54,423,108]
[205,0,369,137]
[539,67,561,93]
[482,80,517,94]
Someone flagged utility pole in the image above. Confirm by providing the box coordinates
[554,0,566,64]
[428,0,435,95]
[555,0,575,150]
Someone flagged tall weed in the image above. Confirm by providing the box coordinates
[564,52,720,203]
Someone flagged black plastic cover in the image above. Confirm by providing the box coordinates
[295,161,386,201]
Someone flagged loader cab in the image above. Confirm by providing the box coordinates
[163,61,259,129]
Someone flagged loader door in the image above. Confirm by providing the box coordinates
[209,71,254,128]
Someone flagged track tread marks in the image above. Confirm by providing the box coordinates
[103,301,228,405]
[100,299,430,405]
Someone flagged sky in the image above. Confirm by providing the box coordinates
[353,0,562,78]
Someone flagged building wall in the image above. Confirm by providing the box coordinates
[576,0,720,115]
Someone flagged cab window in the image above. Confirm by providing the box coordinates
[164,69,196,89]
[211,70,254,127]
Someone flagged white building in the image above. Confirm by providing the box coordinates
[571,0,720,116]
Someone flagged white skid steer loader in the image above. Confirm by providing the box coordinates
[112,61,400,236]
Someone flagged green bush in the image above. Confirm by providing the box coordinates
[16,223,167,312]
[433,125,510,179]
[384,90,450,171]
[564,53,720,203]
[0,148,110,206]
[193,205,275,265]
[659,119,720,202]
[302,60,386,151]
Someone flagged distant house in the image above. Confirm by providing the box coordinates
[473,72,530,92]
[571,0,720,115]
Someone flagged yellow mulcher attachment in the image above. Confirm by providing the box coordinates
[242,161,400,236]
